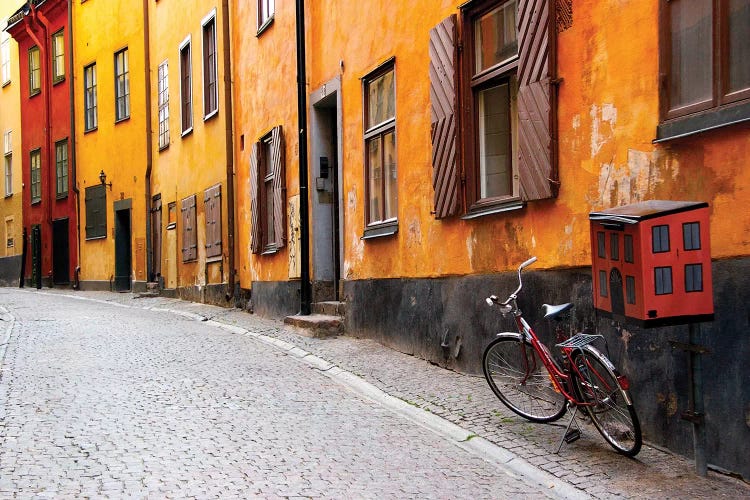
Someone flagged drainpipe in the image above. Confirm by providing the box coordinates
[295,0,311,315]
[221,0,235,303]
[142,0,153,285]
[68,0,80,289]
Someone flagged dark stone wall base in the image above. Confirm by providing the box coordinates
[0,256,22,287]
[247,280,300,319]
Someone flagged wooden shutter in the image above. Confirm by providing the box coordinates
[429,14,460,219]
[85,185,106,239]
[249,142,261,254]
[181,194,197,261]
[518,0,558,201]
[271,126,285,248]
[204,184,222,258]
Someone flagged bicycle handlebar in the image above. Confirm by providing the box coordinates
[486,256,537,310]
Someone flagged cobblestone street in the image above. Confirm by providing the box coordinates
[1,288,749,499]
[0,289,558,498]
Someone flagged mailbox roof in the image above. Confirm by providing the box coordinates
[589,200,708,224]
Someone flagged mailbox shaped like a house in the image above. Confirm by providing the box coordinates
[589,201,714,327]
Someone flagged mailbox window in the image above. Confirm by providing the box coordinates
[655,266,673,295]
[597,232,606,258]
[599,270,608,297]
[652,225,670,253]
[626,275,636,304]
[624,234,634,263]
[610,233,619,261]
[685,263,703,292]
[683,222,701,250]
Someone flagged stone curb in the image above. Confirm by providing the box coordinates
[24,290,589,500]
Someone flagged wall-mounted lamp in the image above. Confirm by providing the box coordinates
[99,169,112,190]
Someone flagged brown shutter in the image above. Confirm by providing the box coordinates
[181,197,189,260]
[271,126,285,248]
[249,142,261,254]
[181,195,197,261]
[429,14,460,219]
[204,185,222,258]
[518,0,558,201]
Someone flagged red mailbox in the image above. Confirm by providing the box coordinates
[589,201,714,327]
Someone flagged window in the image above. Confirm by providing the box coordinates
[179,37,193,135]
[624,234,634,263]
[204,184,222,259]
[52,30,65,83]
[166,201,176,230]
[626,275,636,304]
[597,232,606,258]
[683,222,701,250]
[250,126,285,254]
[599,270,608,297]
[430,1,558,219]
[30,149,41,203]
[658,0,750,137]
[610,233,619,261]
[1,35,10,85]
[363,62,397,234]
[202,12,218,119]
[652,225,670,253]
[181,194,197,262]
[55,139,68,198]
[114,48,130,121]
[258,0,275,32]
[84,63,97,131]
[29,46,40,95]
[85,184,106,239]
[5,218,13,253]
[158,60,170,149]
[655,266,673,295]
[3,131,11,197]
[685,263,703,292]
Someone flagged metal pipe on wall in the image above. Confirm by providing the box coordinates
[295,0,311,315]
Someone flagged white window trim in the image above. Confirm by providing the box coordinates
[179,34,193,137]
[201,8,219,121]
[1,34,11,86]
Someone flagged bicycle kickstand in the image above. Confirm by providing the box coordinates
[555,403,582,453]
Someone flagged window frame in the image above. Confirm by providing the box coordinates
[179,35,193,136]
[51,29,65,84]
[55,138,68,199]
[201,10,218,121]
[3,130,11,197]
[157,59,170,150]
[84,63,98,132]
[114,48,130,122]
[249,126,285,254]
[461,0,521,214]
[30,148,41,204]
[257,0,275,35]
[362,59,398,239]
[1,34,11,86]
[28,45,41,96]
[657,0,750,140]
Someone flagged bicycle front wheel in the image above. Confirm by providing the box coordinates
[571,347,642,456]
[482,334,567,423]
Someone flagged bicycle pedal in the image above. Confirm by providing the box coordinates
[564,429,581,443]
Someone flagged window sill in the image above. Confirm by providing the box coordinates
[30,89,41,98]
[31,199,41,205]
[256,16,274,37]
[115,116,130,125]
[158,142,169,152]
[5,193,12,198]
[85,235,106,241]
[655,100,750,143]
[203,109,218,122]
[166,222,176,230]
[2,80,10,88]
[461,198,524,220]
[181,127,193,138]
[362,221,398,240]
[52,76,65,86]
[261,245,280,255]
[56,193,68,200]
[206,255,222,263]
[84,126,97,134]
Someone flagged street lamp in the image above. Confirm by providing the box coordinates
[99,169,112,190]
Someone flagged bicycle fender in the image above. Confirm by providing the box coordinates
[581,345,633,406]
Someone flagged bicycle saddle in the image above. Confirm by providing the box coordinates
[542,303,573,320]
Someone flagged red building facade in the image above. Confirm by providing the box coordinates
[6,0,77,288]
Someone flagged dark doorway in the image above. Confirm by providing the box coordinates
[31,224,42,289]
[52,218,70,285]
[114,207,132,291]
[151,194,162,282]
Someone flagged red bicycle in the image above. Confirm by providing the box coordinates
[482,257,642,456]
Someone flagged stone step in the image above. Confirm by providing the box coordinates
[283,313,342,338]
[312,301,346,317]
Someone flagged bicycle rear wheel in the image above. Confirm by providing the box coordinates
[482,334,567,423]
[571,347,642,456]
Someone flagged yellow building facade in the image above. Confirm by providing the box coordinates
[73,0,149,291]
[0,9,23,285]
[148,0,234,303]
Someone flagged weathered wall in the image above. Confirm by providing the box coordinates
[0,255,22,286]
[74,0,147,286]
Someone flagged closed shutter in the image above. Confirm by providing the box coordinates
[271,125,285,248]
[181,194,197,261]
[249,142,261,254]
[518,0,559,201]
[429,14,460,219]
[85,184,106,239]
[204,184,222,258]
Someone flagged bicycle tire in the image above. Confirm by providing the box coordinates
[571,347,642,456]
[483,333,567,423]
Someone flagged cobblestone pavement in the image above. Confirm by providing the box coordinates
[0,289,557,499]
[4,288,750,499]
